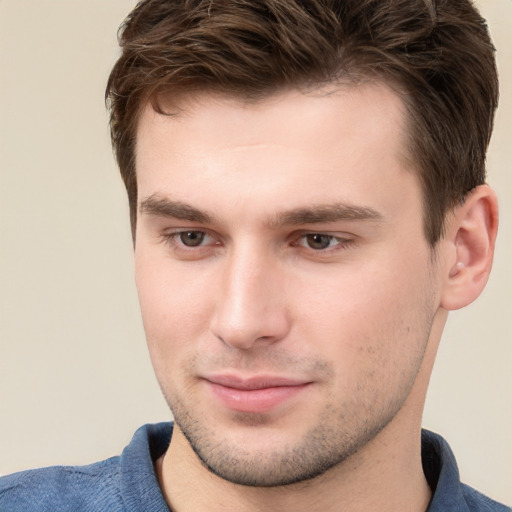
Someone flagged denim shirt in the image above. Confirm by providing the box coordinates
[0,423,509,511]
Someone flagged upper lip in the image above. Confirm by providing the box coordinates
[204,374,311,390]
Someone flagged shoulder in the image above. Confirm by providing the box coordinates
[461,484,511,512]
[0,422,173,512]
[422,430,511,512]
[0,456,123,512]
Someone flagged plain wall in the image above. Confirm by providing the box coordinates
[0,0,511,505]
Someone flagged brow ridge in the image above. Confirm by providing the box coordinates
[139,195,383,227]
[269,203,383,227]
[139,195,213,223]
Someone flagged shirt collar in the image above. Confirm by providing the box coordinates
[422,429,470,511]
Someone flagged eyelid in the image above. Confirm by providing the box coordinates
[292,231,356,252]
[162,228,220,250]
[159,227,356,258]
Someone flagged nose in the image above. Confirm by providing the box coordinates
[210,246,291,350]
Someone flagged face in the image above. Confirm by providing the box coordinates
[135,84,444,487]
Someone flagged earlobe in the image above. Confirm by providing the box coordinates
[440,185,498,311]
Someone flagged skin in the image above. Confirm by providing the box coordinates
[134,83,497,512]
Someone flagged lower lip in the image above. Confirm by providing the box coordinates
[205,381,310,413]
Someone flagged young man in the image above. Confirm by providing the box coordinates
[0,0,509,511]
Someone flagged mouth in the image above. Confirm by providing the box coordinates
[202,374,312,414]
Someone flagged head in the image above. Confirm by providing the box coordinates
[105,0,499,489]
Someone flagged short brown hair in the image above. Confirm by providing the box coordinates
[106,0,498,244]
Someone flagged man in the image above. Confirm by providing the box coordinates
[0,0,509,510]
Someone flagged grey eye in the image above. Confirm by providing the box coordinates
[179,231,205,247]
[305,234,333,250]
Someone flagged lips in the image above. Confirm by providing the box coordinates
[203,374,311,413]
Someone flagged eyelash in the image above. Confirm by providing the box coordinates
[162,230,218,251]
[292,233,354,252]
[161,230,355,257]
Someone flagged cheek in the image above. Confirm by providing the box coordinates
[135,254,216,364]
[295,256,435,379]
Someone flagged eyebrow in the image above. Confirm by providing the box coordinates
[268,203,384,228]
[139,195,383,227]
[139,195,214,223]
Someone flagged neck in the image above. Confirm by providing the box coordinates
[157,419,431,512]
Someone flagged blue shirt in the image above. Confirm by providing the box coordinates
[0,423,509,511]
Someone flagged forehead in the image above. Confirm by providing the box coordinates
[137,82,409,154]
[134,83,418,224]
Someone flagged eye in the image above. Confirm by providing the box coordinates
[178,230,206,247]
[161,229,216,249]
[162,229,220,256]
[303,234,336,250]
[292,232,355,255]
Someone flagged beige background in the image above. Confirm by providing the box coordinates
[0,0,511,505]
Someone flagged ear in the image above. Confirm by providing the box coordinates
[440,185,499,311]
